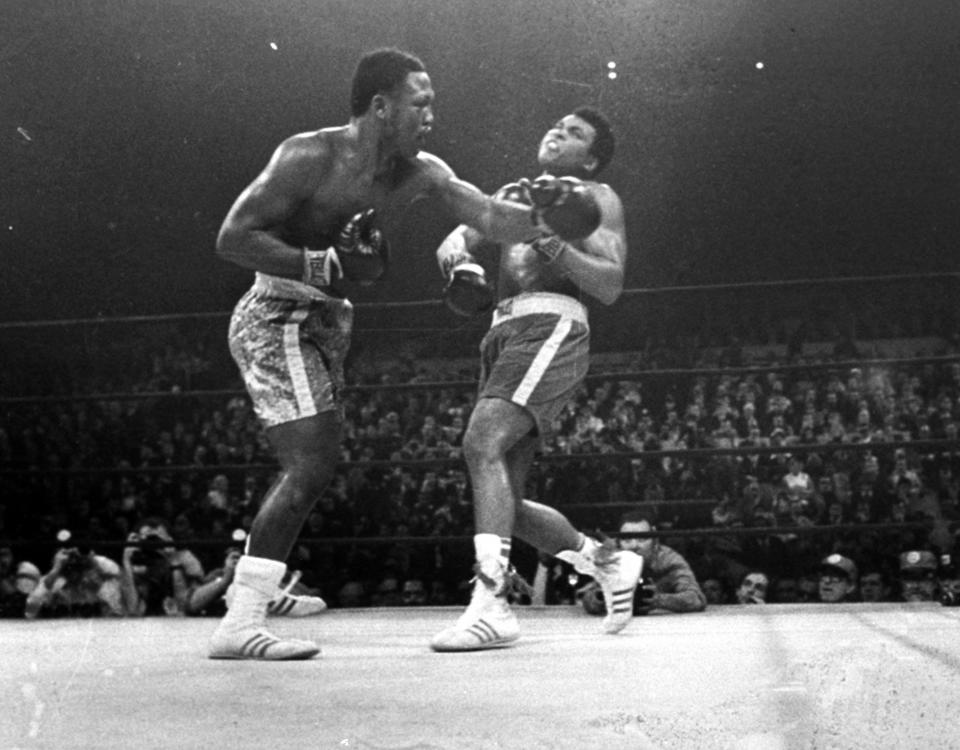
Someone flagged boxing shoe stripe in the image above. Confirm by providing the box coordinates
[268,596,297,616]
[467,619,499,644]
[241,633,272,657]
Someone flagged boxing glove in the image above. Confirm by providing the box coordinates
[495,181,530,205]
[302,246,343,288]
[336,208,389,285]
[522,175,601,241]
[443,262,494,317]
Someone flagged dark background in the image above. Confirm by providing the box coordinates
[2,0,958,324]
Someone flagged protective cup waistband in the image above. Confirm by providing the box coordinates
[252,272,350,307]
[491,293,588,328]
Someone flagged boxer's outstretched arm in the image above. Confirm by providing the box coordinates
[419,153,536,246]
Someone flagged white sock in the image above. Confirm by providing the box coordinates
[475,533,510,582]
[221,555,286,629]
[556,533,599,575]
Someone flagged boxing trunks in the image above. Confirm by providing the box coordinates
[228,273,353,428]
[478,292,589,436]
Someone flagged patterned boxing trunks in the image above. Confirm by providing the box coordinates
[478,292,589,435]
[228,274,354,428]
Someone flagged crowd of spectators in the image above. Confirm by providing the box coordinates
[3,312,960,617]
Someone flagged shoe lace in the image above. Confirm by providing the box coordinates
[590,532,621,573]
[470,563,534,602]
[276,570,303,600]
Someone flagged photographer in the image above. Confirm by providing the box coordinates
[25,546,124,619]
[183,546,243,617]
[120,517,205,616]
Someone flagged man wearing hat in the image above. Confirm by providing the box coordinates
[898,550,938,602]
[937,553,960,606]
[817,553,859,603]
[0,547,41,617]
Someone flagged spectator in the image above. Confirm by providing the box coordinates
[771,576,801,603]
[859,567,894,603]
[337,580,368,608]
[735,571,770,605]
[370,574,403,607]
[816,554,859,603]
[782,457,814,501]
[700,576,730,605]
[25,547,124,619]
[937,553,960,606]
[0,546,41,618]
[400,577,428,606]
[897,550,938,603]
[189,546,242,616]
[119,516,205,616]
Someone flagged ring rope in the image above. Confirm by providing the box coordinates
[3,354,959,406]
[2,438,956,477]
[0,520,933,553]
[0,271,955,331]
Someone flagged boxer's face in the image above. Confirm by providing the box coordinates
[538,114,597,176]
[383,71,435,157]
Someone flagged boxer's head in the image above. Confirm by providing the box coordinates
[351,48,426,117]
[538,106,614,179]
[573,106,615,176]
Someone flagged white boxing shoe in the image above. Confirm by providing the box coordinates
[430,566,520,652]
[209,555,320,660]
[593,548,644,634]
[226,569,328,618]
[208,626,320,660]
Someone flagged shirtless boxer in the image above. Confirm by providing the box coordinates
[430,106,644,651]
[209,48,587,660]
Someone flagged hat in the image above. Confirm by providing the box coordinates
[899,550,937,574]
[819,553,857,581]
[939,553,959,579]
[14,561,41,594]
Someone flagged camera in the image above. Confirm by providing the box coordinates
[60,548,92,577]
[131,533,167,566]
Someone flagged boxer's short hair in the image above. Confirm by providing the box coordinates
[351,48,426,116]
[573,106,615,177]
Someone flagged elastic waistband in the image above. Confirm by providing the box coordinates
[491,293,588,328]
[252,272,350,307]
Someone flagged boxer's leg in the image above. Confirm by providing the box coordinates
[430,397,529,651]
[209,413,338,660]
[210,296,342,660]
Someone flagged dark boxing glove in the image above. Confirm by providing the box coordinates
[522,175,601,241]
[336,208,389,285]
[443,261,494,317]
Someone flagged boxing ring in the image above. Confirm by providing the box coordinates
[3,273,960,749]
[3,603,958,749]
